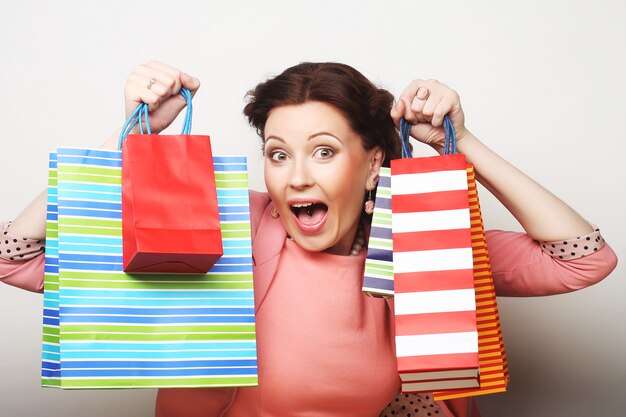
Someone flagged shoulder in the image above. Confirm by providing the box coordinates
[250,190,271,213]
[249,190,272,237]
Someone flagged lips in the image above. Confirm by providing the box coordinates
[289,200,329,232]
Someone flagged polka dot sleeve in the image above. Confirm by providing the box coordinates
[379,392,444,416]
[0,221,45,262]
[539,226,605,260]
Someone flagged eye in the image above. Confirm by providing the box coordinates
[269,150,289,162]
[313,147,334,159]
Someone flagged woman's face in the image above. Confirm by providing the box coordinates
[263,101,383,255]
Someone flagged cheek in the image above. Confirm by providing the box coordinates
[263,164,282,199]
[264,164,293,211]
[333,154,369,189]
[324,160,369,211]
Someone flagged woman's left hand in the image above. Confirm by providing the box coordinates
[390,79,467,151]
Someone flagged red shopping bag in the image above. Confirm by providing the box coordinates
[393,117,479,393]
[120,88,223,273]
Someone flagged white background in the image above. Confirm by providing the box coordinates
[0,1,624,416]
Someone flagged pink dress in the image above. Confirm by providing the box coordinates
[0,191,618,417]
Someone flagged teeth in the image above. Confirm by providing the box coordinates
[291,202,313,208]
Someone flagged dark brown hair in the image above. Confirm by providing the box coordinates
[243,62,400,165]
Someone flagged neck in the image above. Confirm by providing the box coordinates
[350,223,366,256]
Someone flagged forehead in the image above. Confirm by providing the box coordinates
[264,101,354,139]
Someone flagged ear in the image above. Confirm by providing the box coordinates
[366,147,385,190]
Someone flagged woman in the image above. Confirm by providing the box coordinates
[0,61,617,416]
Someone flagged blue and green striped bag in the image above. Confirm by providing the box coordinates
[42,152,60,385]
[42,148,257,389]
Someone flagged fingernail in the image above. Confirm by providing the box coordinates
[416,87,429,100]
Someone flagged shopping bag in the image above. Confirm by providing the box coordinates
[42,147,257,389]
[362,167,393,296]
[120,88,222,273]
[393,117,480,393]
[41,153,61,386]
[433,166,509,400]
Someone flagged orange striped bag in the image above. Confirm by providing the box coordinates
[434,165,509,400]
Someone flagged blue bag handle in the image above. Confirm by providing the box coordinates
[117,87,194,150]
[399,115,456,158]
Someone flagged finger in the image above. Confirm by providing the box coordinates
[390,98,405,126]
[428,84,460,127]
[431,97,454,127]
[126,73,166,106]
[127,91,161,114]
[399,80,447,122]
[399,95,417,123]
[394,99,419,126]
[398,79,424,104]
[144,79,170,97]
[421,94,444,124]
[134,64,178,96]
[410,87,429,123]
[125,82,164,117]
[415,86,430,100]
[397,80,423,122]
[145,60,184,94]
[181,73,201,96]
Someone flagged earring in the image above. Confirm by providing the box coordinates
[270,207,280,219]
[364,190,374,214]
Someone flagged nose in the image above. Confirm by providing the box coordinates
[288,157,314,190]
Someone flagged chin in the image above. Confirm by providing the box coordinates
[290,234,332,252]
[285,226,337,253]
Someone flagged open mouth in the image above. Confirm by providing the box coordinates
[290,202,329,230]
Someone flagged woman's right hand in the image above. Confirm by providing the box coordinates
[124,61,200,134]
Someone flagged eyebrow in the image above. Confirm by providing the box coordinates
[265,132,344,144]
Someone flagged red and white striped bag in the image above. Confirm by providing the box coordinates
[392,117,479,393]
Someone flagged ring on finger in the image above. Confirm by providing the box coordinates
[415,86,429,100]
[146,79,156,90]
